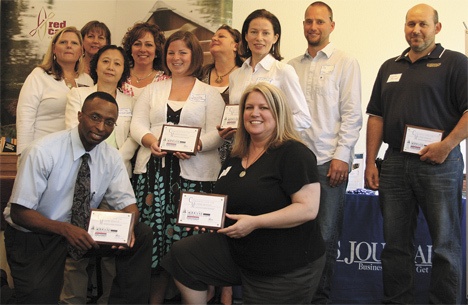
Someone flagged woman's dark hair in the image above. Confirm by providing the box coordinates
[217,24,243,67]
[200,24,244,81]
[89,45,130,89]
[80,20,111,44]
[121,22,165,71]
[240,9,283,61]
[163,30,204,78]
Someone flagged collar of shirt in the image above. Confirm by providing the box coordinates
[243,53,276,72]
[70,127,98,165]
[396,43,444,62]
[302,42,336,61]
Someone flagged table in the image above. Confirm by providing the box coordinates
[0,153,17,230]
[330,193,467,304]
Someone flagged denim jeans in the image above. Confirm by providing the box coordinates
[379,147,463,304]
[311,161,347,304]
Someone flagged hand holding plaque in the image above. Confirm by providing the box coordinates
[220,105,239,129]
[159,124,201,155]
[177,192,227,230]
[402,125,443,154]
[87,210,135,246]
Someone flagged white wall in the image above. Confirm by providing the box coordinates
[233,0,467,164]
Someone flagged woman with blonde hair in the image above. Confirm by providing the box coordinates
[16,26,93,155]
[161,82,325,304]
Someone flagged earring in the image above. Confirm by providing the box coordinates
[53,54,56,61]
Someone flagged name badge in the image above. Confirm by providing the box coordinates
[218,166,232,179]
[119,108,132,117]
[320,65,334,74]
[387,74,402,83]
[256,77,272,83]
[191,94,206,102]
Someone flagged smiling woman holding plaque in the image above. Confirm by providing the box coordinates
[161,83,325,304]
[130,30,225,303]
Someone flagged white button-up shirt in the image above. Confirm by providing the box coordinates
[4,127,135,232]
[288,43,362,165]
[229,54,312,131]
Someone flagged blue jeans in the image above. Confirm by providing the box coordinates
[312,161,347,304]
[379,147,463,304]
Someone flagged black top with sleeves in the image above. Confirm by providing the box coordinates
[214,140,325,275]
[366,44,467,149]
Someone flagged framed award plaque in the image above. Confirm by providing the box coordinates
[159,124,201,155]
[177,192,228,229]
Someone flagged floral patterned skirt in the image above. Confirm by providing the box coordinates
[133,154,215,272]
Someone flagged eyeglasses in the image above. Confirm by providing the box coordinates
[84,113,117,127]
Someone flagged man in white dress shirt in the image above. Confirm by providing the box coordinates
[3,92,152,304]
[288,2,362,303]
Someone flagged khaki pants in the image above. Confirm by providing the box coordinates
[59,256,116,304]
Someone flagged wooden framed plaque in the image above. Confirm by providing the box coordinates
[176,192,227,229]
[401,125,443,154]
[220,104,239,129]
[159,124,201,155]
[87,210,135,246]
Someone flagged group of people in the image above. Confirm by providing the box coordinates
[3,1,466,305]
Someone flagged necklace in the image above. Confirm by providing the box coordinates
[64,77,75,89]
[214,65,236,84]
[133,70,154,83]
[239,147,266,178]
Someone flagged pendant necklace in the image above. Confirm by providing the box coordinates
[214,65,236,84]
[239,147,266,178]
[64,77,75,89]
[133,70,154,83]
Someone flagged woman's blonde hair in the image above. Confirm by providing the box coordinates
[231,82,303,158]
[39,26,84,80]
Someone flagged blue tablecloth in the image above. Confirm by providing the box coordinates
[330,193,467,304]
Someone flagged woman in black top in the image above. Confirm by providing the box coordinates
[161,82,325,304]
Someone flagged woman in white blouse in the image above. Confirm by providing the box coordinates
[229,9,312,131]
[131,30,225,304]
[16,26,93,155]
[65,45,137,177]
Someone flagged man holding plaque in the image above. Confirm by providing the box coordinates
[365,4,467,304]
[3,92,152,304]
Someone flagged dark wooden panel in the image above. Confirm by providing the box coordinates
[0,153,17,230]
